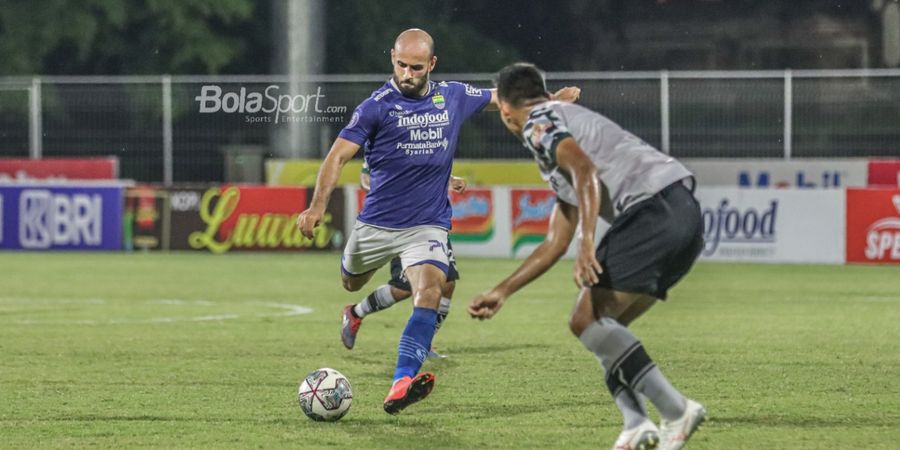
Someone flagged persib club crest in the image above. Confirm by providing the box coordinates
[432,93,446,110]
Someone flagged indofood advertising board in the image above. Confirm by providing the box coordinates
[694,188,845,263]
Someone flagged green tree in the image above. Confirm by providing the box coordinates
[0,0,258,75]
[325,0,521,73]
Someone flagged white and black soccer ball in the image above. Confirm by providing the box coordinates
[298,368,353,421]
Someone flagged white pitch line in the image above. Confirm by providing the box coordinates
[0,297,313,325]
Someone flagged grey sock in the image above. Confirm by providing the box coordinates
[615,387,648,429]
[354,285,396,318]
[633,366,686,421]
[579,317,686,423]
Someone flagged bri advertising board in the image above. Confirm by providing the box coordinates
[694,188,845,263]
[0,185,123,250]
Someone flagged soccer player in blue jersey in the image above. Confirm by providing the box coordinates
[341,161,466,359]
[297,29,579,415]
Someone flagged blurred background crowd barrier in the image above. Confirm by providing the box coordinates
[2,69,900,185]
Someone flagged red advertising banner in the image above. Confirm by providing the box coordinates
[867,160,900,187]
[0,158,118,181]
[356,188,366,213]
[510,189,556,252]
[846,188,900,264]
[449,188,493,242]
[178,185,344,253]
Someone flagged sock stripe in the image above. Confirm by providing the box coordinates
[608,342,641,375]
[630,362,658,387]
[365,293,379,312]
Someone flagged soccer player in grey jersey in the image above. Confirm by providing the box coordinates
[468,63,706,450]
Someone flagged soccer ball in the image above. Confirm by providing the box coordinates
[298,368,353,421]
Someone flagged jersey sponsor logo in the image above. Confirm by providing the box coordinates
[527,122,547,150]
[701,199,778,256]
[374,89,392,102]
[397,110,449,128]
[464,84,483,97]
[409,127,443,141]
[395,139,449,155]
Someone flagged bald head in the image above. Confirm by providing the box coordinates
[394,28,434,59]
[390,28,437,97]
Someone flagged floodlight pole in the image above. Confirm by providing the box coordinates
[783,69,792,160]
[660,71,670,155]
[29,77,42,159]
[162,75,174,186]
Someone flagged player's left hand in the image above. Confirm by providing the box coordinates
[449,176,467,194]
[573,242,603,287]
[552,86,581,103]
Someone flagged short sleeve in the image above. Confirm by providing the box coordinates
[522,105,573,169]
[450,82,492,120]
[338,100,380,146]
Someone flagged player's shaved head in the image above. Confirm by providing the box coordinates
[390,28,437,97]
[394,28,434,59]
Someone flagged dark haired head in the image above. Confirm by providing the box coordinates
[495,63,549,107]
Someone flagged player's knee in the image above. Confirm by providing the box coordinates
[341,277,364,292]
[568,311,594,337]
[413,284,442,309]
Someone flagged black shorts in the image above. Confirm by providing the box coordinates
[388,241,459,292]
[594,180,703,300]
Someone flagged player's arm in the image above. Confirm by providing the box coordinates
[360,171,371,193]
[555,137,603,287]
[468,201,578,320]
[550,86,581,103]
[483,85,581,113]
[297,137,360,238]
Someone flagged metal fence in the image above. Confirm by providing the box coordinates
[1,69,900,184]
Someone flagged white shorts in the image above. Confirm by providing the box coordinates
[341,221,450,277]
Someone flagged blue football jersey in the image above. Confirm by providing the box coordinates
[338,79,491,229]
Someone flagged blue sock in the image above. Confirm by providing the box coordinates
[393,307,438,382]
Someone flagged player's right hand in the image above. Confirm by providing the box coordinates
[296,208,323,239]
[468,290,506,320]
[573,241,603,287]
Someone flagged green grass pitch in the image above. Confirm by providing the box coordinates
[1,252,899,449]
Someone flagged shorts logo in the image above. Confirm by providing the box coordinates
[428,239,447,255]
